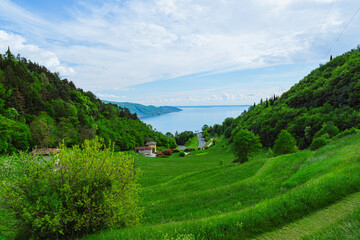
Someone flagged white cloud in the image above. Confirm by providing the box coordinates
[0,30,75,77]
[0,0,358,102]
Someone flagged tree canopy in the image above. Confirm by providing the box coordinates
[233,129,262,163]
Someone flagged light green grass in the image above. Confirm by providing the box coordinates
[78,134,360,239]
[256,191,360,239]
[185,135,199,149]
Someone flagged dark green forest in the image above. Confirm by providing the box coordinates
[0,49,176,154]
[207,47,360,149]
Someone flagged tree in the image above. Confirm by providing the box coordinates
[233,129,262,163]
[202,124,209,132]
[273,130,298,156]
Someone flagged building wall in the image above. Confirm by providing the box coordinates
[139,149,152,155]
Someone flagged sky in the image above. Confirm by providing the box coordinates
[0,0,359,106]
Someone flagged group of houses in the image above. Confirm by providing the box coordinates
[134,141,157,157]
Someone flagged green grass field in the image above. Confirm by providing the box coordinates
[81,133,360,239]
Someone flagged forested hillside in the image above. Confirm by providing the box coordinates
[103,101,182,118]
[0,49,175,153]
[206,47,360,149]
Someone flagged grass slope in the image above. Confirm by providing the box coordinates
[82,134,360,240]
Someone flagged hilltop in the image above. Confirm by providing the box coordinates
[103,100,182,118]
[0,49,176,153]
[205,47,360,149]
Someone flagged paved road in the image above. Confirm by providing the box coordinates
[197,132,206,149]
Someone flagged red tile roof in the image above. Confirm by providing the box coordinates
[134,147,152,150]
[30,148,59,155]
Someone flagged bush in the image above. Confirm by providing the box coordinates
[314,121,339,139]
[310,134,331,150]
[184,148,195,152]
[266,148,274,158]
[156,151,163,155]
[163,149,173,156]
[171,149,180,153]
[0,138,142,239]
[273,130,298,156]
[333,127,360,140]
[179,152,185,157]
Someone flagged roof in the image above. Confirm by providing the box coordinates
[30,148,59,155]
[145,142,157,145]
[134,147,152,150]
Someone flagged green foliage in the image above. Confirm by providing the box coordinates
[0,138,142,239]
[175,131,195,145]
[273,130,298,156]
[0,50,174,151]
[333,127,360,140]
[179,152,185,157]
[233,129,262,163]
[313,121,339,139]
[310,134,331,151]
[266,148,274,158]
[0,114,30,154]
[214,48,360,150]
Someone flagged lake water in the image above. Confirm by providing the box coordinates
[141,105,249,134]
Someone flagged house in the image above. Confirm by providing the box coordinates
[145,141,157,152]
[134,147,153,156]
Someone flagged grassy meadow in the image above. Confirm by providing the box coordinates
[81,133,360,240]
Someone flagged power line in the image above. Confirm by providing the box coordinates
[294,0,335,81]
[309,0,335,51]
[324,5,360,58]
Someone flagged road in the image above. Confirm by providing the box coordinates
[197,132,206,149]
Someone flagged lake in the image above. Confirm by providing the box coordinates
[141,105,249,134]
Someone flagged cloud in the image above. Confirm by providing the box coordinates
[0,30,75,77]
[0,0,358,101]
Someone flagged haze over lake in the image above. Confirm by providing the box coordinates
[141,105,249,134]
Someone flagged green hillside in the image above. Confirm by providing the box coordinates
[103,101,182,118]
[81,133,360,239]
[0,49,176,152]
[205,47,360,149]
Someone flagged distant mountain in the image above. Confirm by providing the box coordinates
[102,101,182,118]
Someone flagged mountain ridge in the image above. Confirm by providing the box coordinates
[103,100,182,118]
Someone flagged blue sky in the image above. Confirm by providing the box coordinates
[0,0,359,106]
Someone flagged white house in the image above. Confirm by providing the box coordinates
[134,147,153,156]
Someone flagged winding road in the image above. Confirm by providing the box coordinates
[197,132,206,149]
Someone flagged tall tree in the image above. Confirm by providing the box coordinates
[233,129,262,163]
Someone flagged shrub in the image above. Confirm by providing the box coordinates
[233,129,262,163]
[184,148,195,152]
[266,148,274,158]
[0,138,142,239]
[310,134,331,150]
[163,149,173,156]
[273,130,298,156]
[179,152,185,157]
[156,151,163,155]
[333,127,360,140]
[171,149,180,153]
[314,121,339,139]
